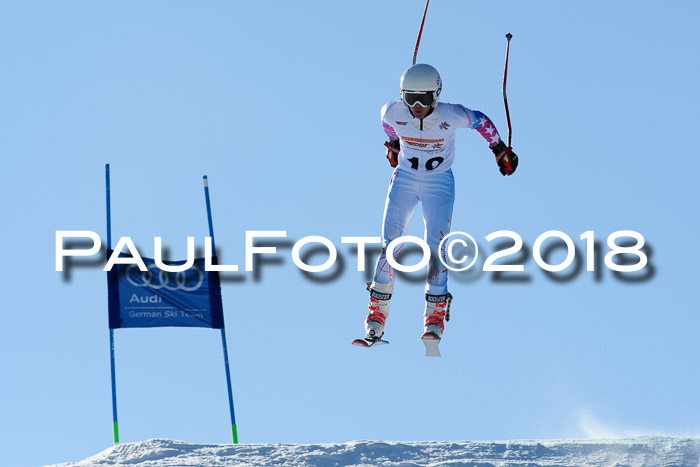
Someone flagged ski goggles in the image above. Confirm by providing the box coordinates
[402,91,436,108]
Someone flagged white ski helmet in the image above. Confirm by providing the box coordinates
[400,63,442,108]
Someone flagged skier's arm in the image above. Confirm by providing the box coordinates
[382,123,400,167]
[382,122,399,142]
[381,103,400,168]
[456,105,501,147]
[456,104,519,176]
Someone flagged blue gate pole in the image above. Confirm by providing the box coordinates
[203,175,239,444]
[106,164,120,444]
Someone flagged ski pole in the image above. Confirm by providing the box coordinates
[502,33,513,148]
[412,0,430,65]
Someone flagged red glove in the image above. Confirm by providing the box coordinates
[491,141,519,176]
[384,140,400,168]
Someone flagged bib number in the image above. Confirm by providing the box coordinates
[407,156,444,171]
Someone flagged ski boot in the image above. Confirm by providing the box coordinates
[352,283,391,348]
[422,293,453,357]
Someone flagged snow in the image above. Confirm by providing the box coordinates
[46,437,700,466]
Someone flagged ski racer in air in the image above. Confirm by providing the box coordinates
[356,63,518,350]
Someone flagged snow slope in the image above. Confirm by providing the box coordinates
[47,437,700,466]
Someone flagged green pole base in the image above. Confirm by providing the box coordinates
[231,424,238,444]
[113,421,120,444]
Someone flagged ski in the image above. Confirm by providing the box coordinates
[351,338,389,348]
[421,332,441,357]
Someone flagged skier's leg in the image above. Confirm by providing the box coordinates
[365,168,420,339]
[424,293,453,338]
[421,169,455,335]
[370,168,420,294]
[365,285,391,340]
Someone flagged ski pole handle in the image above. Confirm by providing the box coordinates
[384,141,400,155]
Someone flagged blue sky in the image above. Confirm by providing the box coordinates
[1,1,699,466]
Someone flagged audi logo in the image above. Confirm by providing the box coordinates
[125,264,204,292]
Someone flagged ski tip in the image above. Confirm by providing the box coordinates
[351,339,370,347]
[352,338,389,348]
